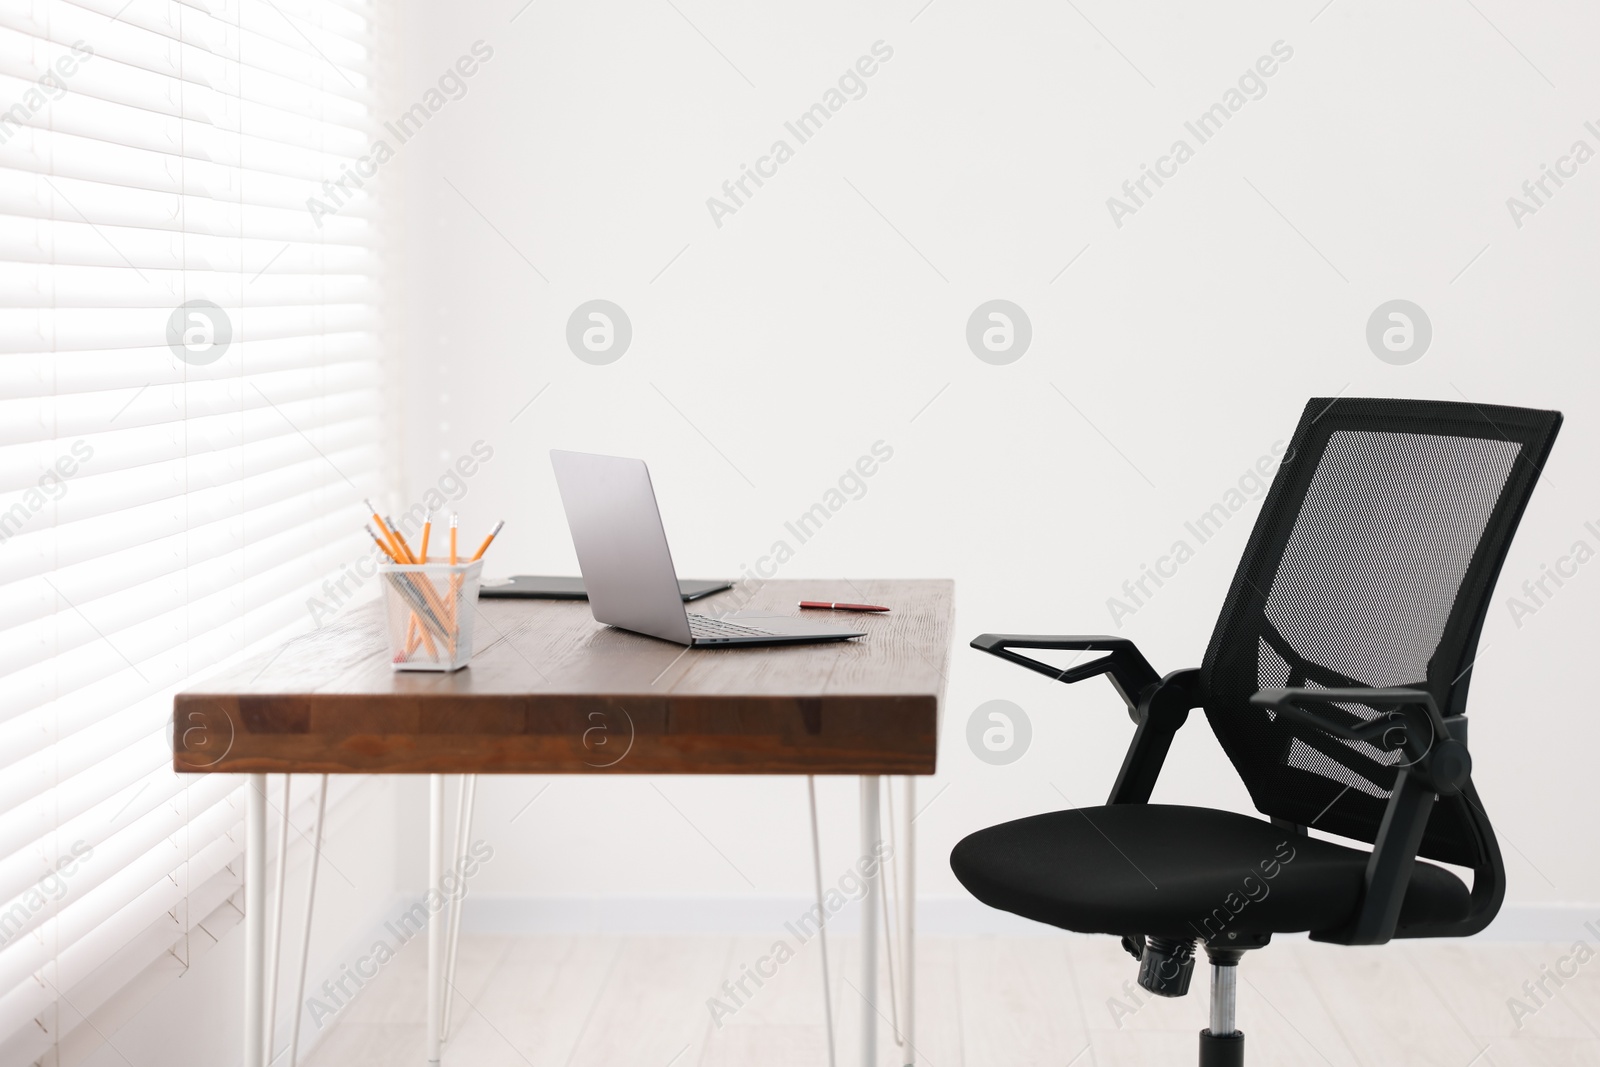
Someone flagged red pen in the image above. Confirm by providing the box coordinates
[798,600,890,613]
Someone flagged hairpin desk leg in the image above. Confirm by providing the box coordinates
[860,775,881,1067]
[427,774,445,1067]
[245,773,267,1067]
[808,777,838,1067]
[442,774,477,1040]
[287,775,328,1067]
[901,777,915,1067]
[263,776,291,1065]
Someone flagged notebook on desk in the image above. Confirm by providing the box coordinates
[479,575,732,601]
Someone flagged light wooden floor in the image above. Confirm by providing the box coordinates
[301,933,1600,1066]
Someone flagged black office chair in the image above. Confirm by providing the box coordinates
[952,397,1561,1066]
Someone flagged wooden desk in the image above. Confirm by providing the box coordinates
[174,578,952,1067]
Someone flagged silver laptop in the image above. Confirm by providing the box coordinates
[550,451,865,647]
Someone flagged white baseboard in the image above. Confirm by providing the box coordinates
[1474,905,1600,943]
[462,895,1600,943]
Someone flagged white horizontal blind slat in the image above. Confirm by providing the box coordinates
[0,333,379,401]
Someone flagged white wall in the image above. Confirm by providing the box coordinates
[387,0,1600,920]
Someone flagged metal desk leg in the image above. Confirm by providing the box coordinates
[860,775,881,1067]
[427,774,445,1067]
[245,773,267,1067]
[901,777,915,1067]
[441,774,477,1041]
[287,776,328,1067]
[263,776,292,1066]
[807,776,838,1067]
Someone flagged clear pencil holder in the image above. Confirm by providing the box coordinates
[379,560,484,671]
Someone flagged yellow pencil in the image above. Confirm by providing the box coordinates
[369,524,436,658]
[447,514,460,647]
[366,500,405,561]
[406,510,436,653]
[470,519,505,562]
[404,511,434,656]
[364,524,397,561]
[368,522,430,657]
[386,514,446,659]
[386,517,419,563]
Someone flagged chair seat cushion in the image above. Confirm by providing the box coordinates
[950,804,1470,939]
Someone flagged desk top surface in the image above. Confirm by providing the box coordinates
[174,578,953,775]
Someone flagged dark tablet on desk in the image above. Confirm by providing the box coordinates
[478,575,733,602]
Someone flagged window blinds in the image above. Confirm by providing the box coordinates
[0,0,389,1060]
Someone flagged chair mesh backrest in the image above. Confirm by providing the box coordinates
[1201,398,1560,865]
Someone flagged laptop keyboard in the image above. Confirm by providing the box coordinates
[687,613,777,638]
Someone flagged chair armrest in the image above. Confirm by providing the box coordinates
[971,632,1200,805]
[1250,686,1475,945]
[971,634,1161,713]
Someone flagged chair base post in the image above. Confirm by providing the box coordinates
[1198,1028,1244,1066]
[1200,944,1245,1065]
